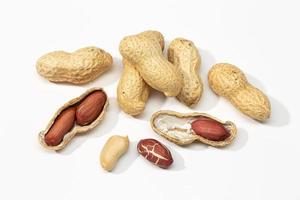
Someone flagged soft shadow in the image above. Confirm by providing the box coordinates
[168,146,185,171]
[59,97,121,155]
[85,56,123,87]
[265,96,290,127]
[136,88,167,121]
[239,74,290,127]
[226,128,248,151]
[113,141,139,174]
[193,48,219,111]
[246,73,267,91]
[185,142,208,151]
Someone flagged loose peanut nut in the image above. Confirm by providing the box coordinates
[168,38,203,106]
[119,32,183,97]
[151,110,237,147]
[36,46,113,84]
[208,63,271,121]
[100,135,129,172]
[39,88,108,151]
[117,30,164,116]
[44,107,76,146]
[137,138,173,169]
[191,117,230,141]
[76,91,107,126]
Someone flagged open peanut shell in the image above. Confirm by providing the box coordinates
[150,110,237,147]
[38,87,109,151]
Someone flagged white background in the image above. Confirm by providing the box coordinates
[0,0,299,199]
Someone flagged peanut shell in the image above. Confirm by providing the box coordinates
[36,47,113,84]
[150,110,237,147]
[38,87,109,151]
[208,63,271,121]
[168,38,203,106]
[119,32,183,97]
[117,30,164,115]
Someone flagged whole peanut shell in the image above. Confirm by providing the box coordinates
[208,63,271,121]
[117,31,164,115]
[168,38,203,106]
[36,47,113,84]
[119,33,183,97]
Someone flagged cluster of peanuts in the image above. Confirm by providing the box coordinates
[36,30,271,171]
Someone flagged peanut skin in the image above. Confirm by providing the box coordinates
[208,63,271,121]
[191,118,230,141]
[76,91,107,126]
[119,33,183,97]
[44,107,76,146]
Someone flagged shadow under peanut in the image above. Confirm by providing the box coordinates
[225,127,248,151]
[59,97,121,155]
[192,48,219,111]
[245,73,290,127]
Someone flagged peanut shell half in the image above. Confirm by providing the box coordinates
[38,87,109,151]
[150,110,237,147]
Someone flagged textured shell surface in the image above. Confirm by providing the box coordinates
[36,47,113,84]
[38,87,109,151]
[117,30,166,115]
[119,33,183,97]
[117,59,150,115]
[208,63,271,121]
[151,110,237,147]
[168,38,203,106]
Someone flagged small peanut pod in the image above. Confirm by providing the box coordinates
[117,31,164,116]
[208,63,271,121]
[137,138,173,169]
[119,32,183,97]
[151,110,237,147]
[100,135,129,172]
[36,46,113,84]
[39,88,108,151]
[168,38,203,106]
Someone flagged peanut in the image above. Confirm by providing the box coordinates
[119,32,183,97]
[76,91,107,126]
[39,88,108,151]
[117,31,165,116]
[168,38,203,106]
[151,110,237,147]
[137,138,173,169]
[100,135,129,172]
[44,107,76,146]
[36,47,113,84]
[208,63,271,121]
[191,117,230,141]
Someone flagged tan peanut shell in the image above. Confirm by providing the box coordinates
[36,47,113,84]
[151,110,237,147]
[100,135,129,172]
[117,31,164,115]
[38,88,109,151]
[208,63,271,121]
[168,38,203,106]
[119,32,183,97]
